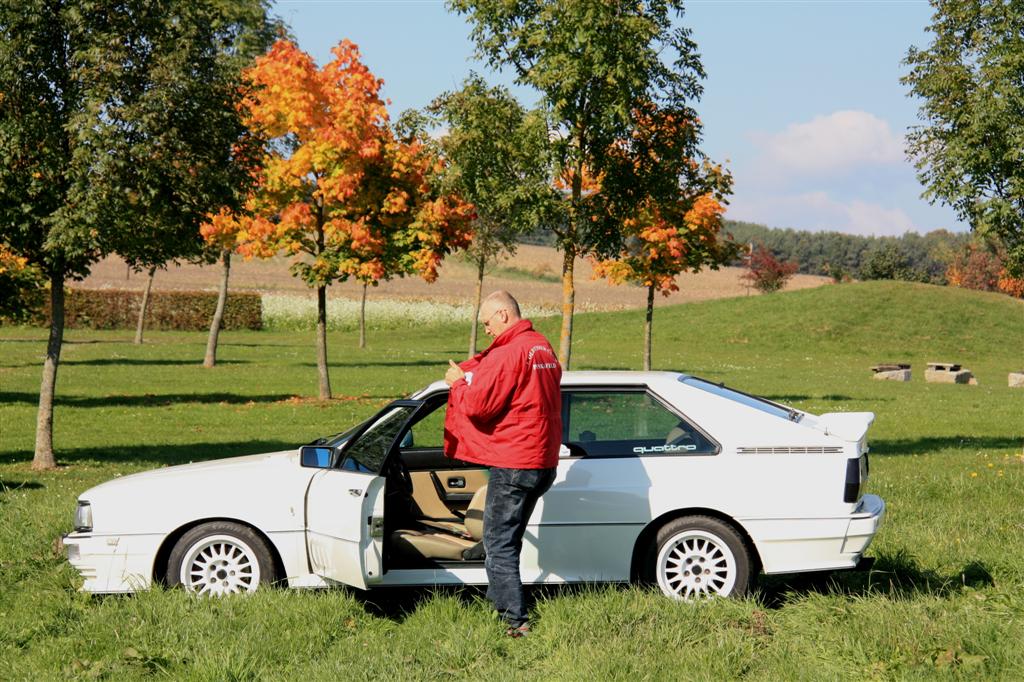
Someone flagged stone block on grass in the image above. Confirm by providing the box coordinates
[871,363,911,382]
[1009,372,1024,388]
[926,362,976,385]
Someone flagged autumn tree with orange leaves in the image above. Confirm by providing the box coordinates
[593,188,736,370]
[203,40,473,398]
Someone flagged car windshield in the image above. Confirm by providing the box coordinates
[309,421,366,449]
[678,376,803,422]
[339,405,417,473]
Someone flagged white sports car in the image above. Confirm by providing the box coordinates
[63,371,885,599]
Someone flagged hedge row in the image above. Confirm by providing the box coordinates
[39,288,262,331]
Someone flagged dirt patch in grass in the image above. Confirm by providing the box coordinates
[80,244,829,311]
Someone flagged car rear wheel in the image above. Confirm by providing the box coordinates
[167,521,276,596]
[649,516,753,600]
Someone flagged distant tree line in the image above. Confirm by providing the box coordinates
[722,221,970,284]
[518,219,968,284]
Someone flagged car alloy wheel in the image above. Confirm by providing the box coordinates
[179,534,261,595]
[657,529,736,599]
[650,515,753,600]
[167,521,276,596]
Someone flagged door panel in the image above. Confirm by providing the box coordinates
[439,469,489,497]
[305,469,385,588]
[409,465,488,518]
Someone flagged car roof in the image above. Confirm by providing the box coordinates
[415,371,685,397]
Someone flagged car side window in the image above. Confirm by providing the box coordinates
[405,401,446,449]
[562,390,717,457]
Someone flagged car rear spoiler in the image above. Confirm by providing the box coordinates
[815,412,875,442]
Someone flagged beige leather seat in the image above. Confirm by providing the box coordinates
[391,485,487,561]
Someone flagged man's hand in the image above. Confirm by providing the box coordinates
[445,359,466,386]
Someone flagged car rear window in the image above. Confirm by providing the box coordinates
[678,376,802,422]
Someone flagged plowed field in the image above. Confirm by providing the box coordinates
[79,244,829,311]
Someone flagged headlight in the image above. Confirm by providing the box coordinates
[74,501,92,532]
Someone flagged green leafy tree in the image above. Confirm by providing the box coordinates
[859,242,930,282]
[0,0,277,469]
[903,0,1024,275]
[449,0,711,368]
[426,75,556,355]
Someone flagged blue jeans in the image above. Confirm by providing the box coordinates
[483,466,556,627]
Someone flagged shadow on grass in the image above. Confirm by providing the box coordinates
[871,435,1022,456]
[762,393,860,402]
[758,548,995,608]
[0,440,299,466]
[0,392,306,408]
[351,549,998,623]
[298,359,444,369]
[62,358,251,367]
[0,480,45,495]
[353,584,488,622]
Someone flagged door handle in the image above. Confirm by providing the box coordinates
[446,476,466,489]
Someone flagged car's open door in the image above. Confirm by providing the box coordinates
[305,468,386,588]
[304,402,423,588]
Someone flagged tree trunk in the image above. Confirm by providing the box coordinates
[359,282,368,349]
[316,284,332,400]
[469,254,485,357]
[203,249,231,368]
[643,283,655,371]
[134,266,156,345]
[33,270,65,470]
[558,246,576,369]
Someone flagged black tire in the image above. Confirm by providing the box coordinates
[167,521,277,595]
[646,515,754,599]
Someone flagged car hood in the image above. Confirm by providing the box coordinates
[77,449,319,535]
[83,450,301,496]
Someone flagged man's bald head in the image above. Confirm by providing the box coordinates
[480,290,522,338]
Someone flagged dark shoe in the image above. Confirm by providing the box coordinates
[505,624,530,638]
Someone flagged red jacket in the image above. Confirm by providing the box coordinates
[443,319,562,469]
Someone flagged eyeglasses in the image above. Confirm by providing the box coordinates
[482,308,505,328]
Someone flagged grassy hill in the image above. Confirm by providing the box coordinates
[1,280,1022,679]
[573,280,1022,375]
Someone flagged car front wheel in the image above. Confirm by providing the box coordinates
[649,516,753,600]
[167,521,277,596]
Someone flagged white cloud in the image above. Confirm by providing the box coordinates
[845,200,916,236]
[751,110,904,175]
[729,191,918,237]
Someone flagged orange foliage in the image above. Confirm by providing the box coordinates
[554,164,603,196]
[997,271,1024,298]
[592,194,728,295]
[944,242,1024,298]
[202,39,473,287]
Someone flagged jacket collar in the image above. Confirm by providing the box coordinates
[479,319,533,356]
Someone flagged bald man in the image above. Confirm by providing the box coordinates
[442,291,562,637]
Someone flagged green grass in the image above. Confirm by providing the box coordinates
[1,281,1022,680]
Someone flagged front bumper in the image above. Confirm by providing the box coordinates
[742,494,887,574]
[62,532,164,593]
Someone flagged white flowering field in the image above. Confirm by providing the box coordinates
[262,294,557,331]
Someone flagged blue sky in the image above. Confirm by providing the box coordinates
[274,0,964,237]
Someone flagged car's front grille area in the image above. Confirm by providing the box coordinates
[738,446,845,455]
[74,565,98,581]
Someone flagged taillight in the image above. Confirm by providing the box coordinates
[843,456,866,503]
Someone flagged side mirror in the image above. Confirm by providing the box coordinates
[300,445,335,469]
